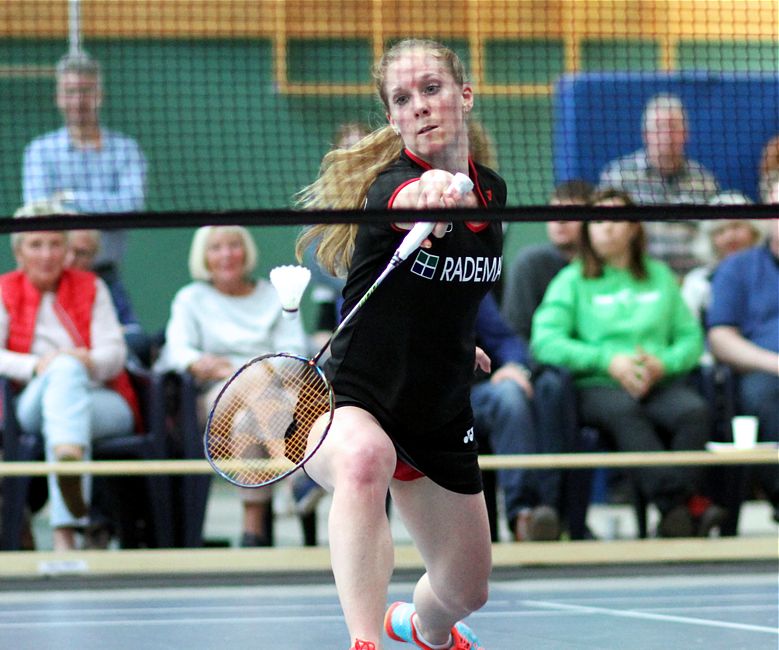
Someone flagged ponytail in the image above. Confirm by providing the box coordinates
[295,125,402,274]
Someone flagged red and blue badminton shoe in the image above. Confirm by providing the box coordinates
[384,601,485,650]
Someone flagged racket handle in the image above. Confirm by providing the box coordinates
[448,171,474,196]
[393,173,474,261]
[395,222,436,260]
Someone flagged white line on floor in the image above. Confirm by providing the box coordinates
[0,614,346,629]
[524,599,779,634]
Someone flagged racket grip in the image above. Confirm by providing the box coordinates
[448,171,474,196]
[393,173,474,261]
[395,222,436,260]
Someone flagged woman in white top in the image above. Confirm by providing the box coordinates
[155,226,307,546]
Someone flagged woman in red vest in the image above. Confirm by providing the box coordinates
[0,204,139,551]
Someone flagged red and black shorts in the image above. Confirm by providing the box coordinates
[333,394,483,495]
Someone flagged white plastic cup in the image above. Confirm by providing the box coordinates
[731,415,759,449]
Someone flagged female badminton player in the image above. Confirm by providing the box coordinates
[295,39,506,650]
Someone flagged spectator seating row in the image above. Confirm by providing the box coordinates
[480,363,750,541]
[0,362,757,549]
[1,367,319,551]
[1,363,172,550]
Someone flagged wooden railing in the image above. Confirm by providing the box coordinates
[0,448,776,575]
[0,448,776,477]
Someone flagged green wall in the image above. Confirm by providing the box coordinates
[0,38,552,333]
[2,36,773,333]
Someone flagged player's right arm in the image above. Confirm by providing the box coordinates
[392,170,476,239]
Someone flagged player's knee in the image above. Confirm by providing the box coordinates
[335,437,395,488]
[468,584,490,613]
[441,581,489,615]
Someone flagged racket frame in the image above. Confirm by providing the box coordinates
[204,352,335,488]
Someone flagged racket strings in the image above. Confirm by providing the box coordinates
[206,356,331,486]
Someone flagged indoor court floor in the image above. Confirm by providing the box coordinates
[0,563,776,649]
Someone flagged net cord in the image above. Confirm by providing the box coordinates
[1,205,776,235]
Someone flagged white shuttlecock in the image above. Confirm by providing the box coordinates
[269,265,311,320]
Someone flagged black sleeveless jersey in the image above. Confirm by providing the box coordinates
[325,150,505,446]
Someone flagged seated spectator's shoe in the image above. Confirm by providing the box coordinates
[83,523,113,550]
[292,474,326,516]
[21,509,36,551]
[528,505,561,541]
[52,527,78,551]
[240,532,271,547]
[384,601,485,649]
[350,641,376,650]
[696,504,727,537]
[513,506,560,541]
[54,445,87,519]
[513,510,532,541]
[657,505,695,537]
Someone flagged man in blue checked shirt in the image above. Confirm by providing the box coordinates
[22,51,147,274]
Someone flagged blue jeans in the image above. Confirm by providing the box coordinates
[738,371,779,504]
[471,379,535,524]
[15,355,133,527]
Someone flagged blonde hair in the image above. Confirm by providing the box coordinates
[11,199,75,251]
[759,169,779,204]
[188,225,258,282]
[295,39,490,275]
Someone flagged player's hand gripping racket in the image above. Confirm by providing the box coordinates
[204,172,474,488]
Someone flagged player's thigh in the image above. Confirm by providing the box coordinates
[305,405,396,492]
[392,477,491,582]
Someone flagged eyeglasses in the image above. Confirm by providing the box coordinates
[70,248,97,259]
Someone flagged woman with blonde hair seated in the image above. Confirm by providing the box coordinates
[154,225,308,546]
[682,191,765,330]
[0,201,139,550]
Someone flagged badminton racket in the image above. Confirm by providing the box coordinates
[204,172,475,488]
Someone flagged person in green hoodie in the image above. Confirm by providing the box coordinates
[531,188,726,538]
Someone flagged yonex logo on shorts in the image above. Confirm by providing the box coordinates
[410,250,439,279]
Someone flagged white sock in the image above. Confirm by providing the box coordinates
[412,615,453,650]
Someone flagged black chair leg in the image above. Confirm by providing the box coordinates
[564,468,595,540]
[1,476,34,550]
[300,512,317,546]
[263,505,274,546]
[633,486,649,539]
[482,470,499,542]
[182,474,212,547]
[146,475,175,547]
[708,464,746,536]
